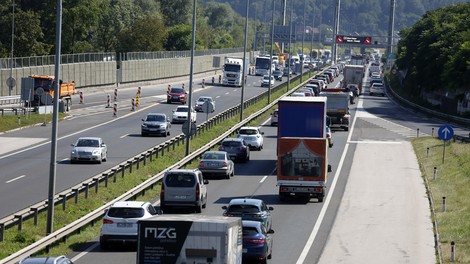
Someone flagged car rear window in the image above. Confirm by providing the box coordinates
[243,226,259,236]
[222,141,242,147]
[227,204,260,214]
[239,129,257,135]
[165,173,196,187]
[171,88,184,93]
[107,207,145,218]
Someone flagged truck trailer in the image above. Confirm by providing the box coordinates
[341,64,364,94]
[137,215,242,264]
[223,57,249,87]
[276,97,330,203]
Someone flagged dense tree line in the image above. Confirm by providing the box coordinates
[395,3,470,95]
[0,0,254,57]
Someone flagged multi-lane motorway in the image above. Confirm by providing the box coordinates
[2,66,468,263]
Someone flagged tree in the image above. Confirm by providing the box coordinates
[165,24,192,50]
[117,13,167,52]
[160,0,192,27]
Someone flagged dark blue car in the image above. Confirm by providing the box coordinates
[242,220,274,263]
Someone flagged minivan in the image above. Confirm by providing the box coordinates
[160,169,208,213]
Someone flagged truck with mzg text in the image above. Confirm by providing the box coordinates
[277,97,331,203]
[320,88,351,131]
[222,57,249,87]
[137,214,242,264]
[20,75,76,111]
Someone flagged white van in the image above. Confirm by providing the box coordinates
[160,169,208,213]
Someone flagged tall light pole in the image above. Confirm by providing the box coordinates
[310,4,315,77]
[300,0,306,82]
[46,0,62,235]
[287,0,293,92]
[387,0,396,56]
[8,0,15,96]
[332,0,341,64]
[240,0,249,122]
[268,0,275,103]
[185,0,197,156]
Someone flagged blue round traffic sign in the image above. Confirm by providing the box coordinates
[438,125,454,141]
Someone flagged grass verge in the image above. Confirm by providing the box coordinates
[412,137,470,263]
[0,112,66,133]
[0,75,305,260]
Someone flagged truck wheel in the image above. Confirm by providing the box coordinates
[343,126,349,131]
[318,197,324,203]
[279,193,286,202]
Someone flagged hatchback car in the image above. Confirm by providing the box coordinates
[99,201,159,248]
[326,126,333,148]
[141,113,171,137]
[194,96,215,112]
[237,127,264,151]
[222,198,274,230]
[270,109,278,126]
[242,220,274,264]
[167,87,187,104]
[198,151,234,179]
[70,137,107,164]
[218,138,250,162]
[160,169,208,213]
[283,67,293,77]
[261,75,275,87]
[171,105,197,124]
[299,87,314,97]
[370,83,385,96]
[19,256,73,264]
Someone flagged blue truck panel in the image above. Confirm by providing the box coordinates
[278,97,326,138]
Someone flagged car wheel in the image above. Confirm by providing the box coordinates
[225,172,230,179]
[202,195,207,208]
[141,132,147,137]
[167,100,171,104]
[103,152,107,162]
[167,130,170,136]
[100,238,110,250]
[70,159,75,164]
[318,196,324,203]
[195,203,202,213]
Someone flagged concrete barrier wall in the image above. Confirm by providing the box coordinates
[0,52,245,96]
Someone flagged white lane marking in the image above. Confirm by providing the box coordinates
[0,102,158,161]
[296,96,362,264]
[6,175,25,183]
[348,141,402,144]
[120,134,129,139]
[71,243,99,262]
[260,175,268,183]
[225,92,230,95]
[216,95,221,99]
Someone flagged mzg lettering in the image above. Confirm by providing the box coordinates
[145,227,177,239]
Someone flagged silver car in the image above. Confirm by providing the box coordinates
[141,113,171,137]
[198,151,235,179]
[70,137,107,164]
[19,256,73,264]
[194,96,215,112]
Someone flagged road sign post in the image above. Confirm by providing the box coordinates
[438,125,454,164]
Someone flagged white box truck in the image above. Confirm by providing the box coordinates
[137,215,242,264]
[223,57,249,87]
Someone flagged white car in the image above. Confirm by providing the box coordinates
[237,126,264,151]
[261,75,275,87]
[370,83,385,96]
[70,137,107,164]
[270,109,278,126]
[100,201,160,249]
[172,105,197,124]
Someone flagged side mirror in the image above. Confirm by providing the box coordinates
[261,132,265,135]
[71,144,75,147]
[268,229,275,234]
[141,118,145,121]
[203,179,209,184]
[328,164,332,172]
[268,206,274,211]
[222,206,228,210]
[166,117,170,122]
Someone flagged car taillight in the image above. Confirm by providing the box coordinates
[245,238,266,244]
[223,162,227,167]
[199,161,204,167]
[314,187,323,193]
[223,213,234,217]
[103,219,113,224]
[219,146,225,150]
[253,213,263,218]
[196,184,200,201]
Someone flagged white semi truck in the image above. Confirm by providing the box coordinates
[137,214,243,264]
[223,57,249,87]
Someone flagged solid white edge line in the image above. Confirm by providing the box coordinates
[70,243,99,262]
[260,175,268,183]
[6,175,26,183]
[295,96,360,264]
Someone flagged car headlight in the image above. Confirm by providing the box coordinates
[71,150,76,155]
[142,124,148,128]
[92,149,100,155]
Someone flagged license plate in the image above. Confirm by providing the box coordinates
[175,195,187,199]
[117,223,133,228]
[173,96,179,99]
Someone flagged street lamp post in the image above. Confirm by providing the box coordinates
[300,0,305,82]
[8,0,15,96]
[287,0,293,92]
[240,0,249,122]
[268,0,275,103]
[185,0,197,156]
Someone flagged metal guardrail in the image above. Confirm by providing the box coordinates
[0,95,21,105]
[0,73,304,264]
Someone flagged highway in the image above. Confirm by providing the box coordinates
[2,64,469,263]
[0,73,283,218]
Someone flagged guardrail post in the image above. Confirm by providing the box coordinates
[60,194,67,210]
[31,208,39,225]
[417,128,420,138]
[0,223,4,242]
[120,165,125,178]
[450,241,455,262]
[103,173,109,187]
[442,196,446,212]
[148,150,153,162]
[431,127,435,137]
[161,145,165,156]
[15,215,23,231]
[83,183,89,199]
[73,188,79,204]
[166,142,170,152]
[94,178,99,193]
[137,157,141,170]
[143,154,147,166]
[433,167,437,180]
[128,160,133,173]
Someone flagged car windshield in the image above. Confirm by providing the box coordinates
[222,141,242,147]
[146,115,165,122]
[176,107,188,112]
[202,153,224,160]
[170,88,184,93]
[107,207,145,218]
[198,97,211,102]
[243,226,260,236]
[227,204,260,214]
[76,139,99,147]
[239,129,257,135]
[165,173,196,187]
